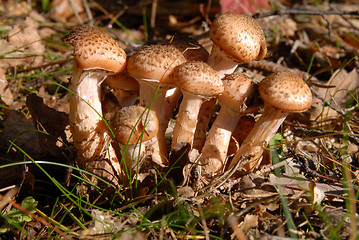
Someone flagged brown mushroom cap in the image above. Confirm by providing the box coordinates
[110,106,159,144]
[258,71,312,112]
[104,71,140,91]
[127,37,208,84]
[209,12,267,63]
[218,72,255,109]
[65,26,127,73]
[172,61,223,96]
[168,34,209,63]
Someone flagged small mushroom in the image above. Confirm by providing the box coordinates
[65,26,126,169]
[127,36,208,165]
[227,71,312,173]
[208,11,267,78]
[170,61,223,149]
[104,70,139,107]
[199,72,256,176]
[109,106,158,173]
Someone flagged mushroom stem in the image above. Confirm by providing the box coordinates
[171,91,206,148]
[68,65,109,166]
[193,98,217,151]
[200,105,242,174]
[207,44,238,78]
[138,80,172,165]
[227,105,288,172]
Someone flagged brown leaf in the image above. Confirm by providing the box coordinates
[0,68,14,106]
[310,68,359,121]
[0,110,43,157]
[26,93,69,156]
[4,17,45,67]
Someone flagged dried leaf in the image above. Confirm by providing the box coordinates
[5,17,45,67]
[0,68,14,106]
[220,0,269,14]
[26,93,69,156]
[50,0,84,23]
[310,68,359,121]
[0,110,43,157]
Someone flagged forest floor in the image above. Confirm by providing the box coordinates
[1,0,359,239]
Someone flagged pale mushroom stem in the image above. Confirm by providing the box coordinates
[121,142,146,171]
[200,105,242,174]
[138,81,171,165]
[227,105,288,172]
[193,98,216,151]
[171,91,206,148]
[69,66,109,166]
[207,44,239,78]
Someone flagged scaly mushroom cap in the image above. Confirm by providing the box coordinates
[210,12,267,63]
[258,71,312,112]
[127,37,208,84]
[168,34,209,62]
[218,72,255,110]
[172,61,223,97]
[65,26,127,73]
[110,106,159,145]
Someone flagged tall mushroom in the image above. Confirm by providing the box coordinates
[199,72,256,176]
[227,71,312,173]
[170,61,223,149]
[127,36,208,166]
[194,11,267,151]
[65,26,127,176]
[109,106,158,173]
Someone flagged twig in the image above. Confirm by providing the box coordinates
[255,9,359,19]
[82,0,93,26]
[68,0,83,24]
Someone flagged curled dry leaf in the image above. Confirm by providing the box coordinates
[310,68,359,122]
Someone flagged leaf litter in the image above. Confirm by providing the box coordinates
[0,0,359,239]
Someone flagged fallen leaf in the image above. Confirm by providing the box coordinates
[220,0,269,14]
[50,0,84,23]
[26,93,69,156]
[310,68,359,121]
[0,68,14,106]
[4,17,45,67]
[0,110,42,157]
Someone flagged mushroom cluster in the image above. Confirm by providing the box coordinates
[65,11,312,186]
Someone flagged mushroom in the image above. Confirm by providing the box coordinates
[194,12,267,151]
[109,105,158,173]
[227,71,312,173]
[104,70,139,107]
[208,11,267,78]
[199,72,256,176]
[65,26,127,170]
[170,61,223,149]
[127,36,208,165]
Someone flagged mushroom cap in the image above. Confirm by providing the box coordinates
[171,61,223,97]
[258,71,312,112]
[65,26,127,73]
[104,70,140,91]
[209,12,267,63]
[168,34,209,63]
[218,72,255,109]
[110,106,159,144]
[127,37,208,84]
